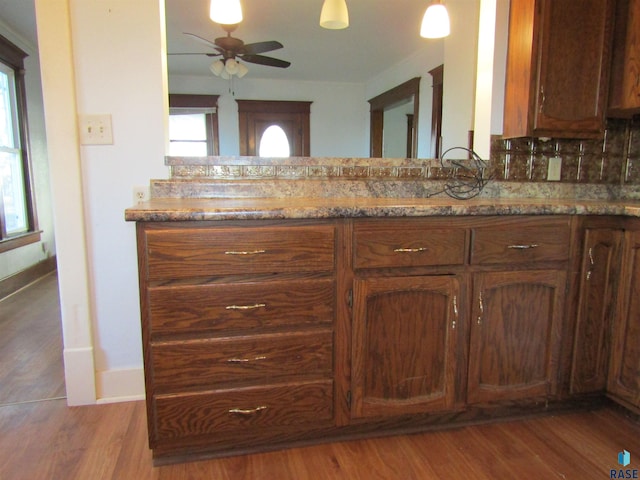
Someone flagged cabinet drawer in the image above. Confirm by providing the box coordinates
[151,330,333,391]
[471,219,571,265]
[144,224,335,281]
[353,220,466,269]
[148,278,334,337]
[153,379,334,440]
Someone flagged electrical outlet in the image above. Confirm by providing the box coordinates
[79,114,113,145]
[547,156,562,181]
[133,186,150,204]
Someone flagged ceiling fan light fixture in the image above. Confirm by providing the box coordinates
[420,2,450,39]
[210,59,225,76]
[209,0,243,25]
[225,57,239,75]
[236,62,249,78]
[320,0,349,30]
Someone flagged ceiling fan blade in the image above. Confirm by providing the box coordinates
[183,32,218,50]
[240,54,291,68]
[241,41,284,55]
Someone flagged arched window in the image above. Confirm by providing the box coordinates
[258,125,291,157]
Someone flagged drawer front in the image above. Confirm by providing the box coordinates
[153,379,334,440]
[471,219,571,265]
[144,224,335,281]
[148,278,334,336]
[151,330,333,391]
[353,221,466,269]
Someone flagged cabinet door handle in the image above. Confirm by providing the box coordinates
[227,355,267,363]
[452,295,458,329]
[393,247,428,253]
[226,303,266,310]
[586,247,595,280]
[224,249,266,255]
[539,85,545,113]
[477,291,484,325]
[507,244,539,250]
[228,406,268,415]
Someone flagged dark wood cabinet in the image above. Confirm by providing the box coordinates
[351,275,461,418]
[608,0,640,116]
[503,0,615,138]
[468,270,566,403]
[608,229,640,409]
[570,228,622,395]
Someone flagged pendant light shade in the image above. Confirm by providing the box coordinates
[209,0,243,25]
[420,2,450,39]
[320,0,349,30]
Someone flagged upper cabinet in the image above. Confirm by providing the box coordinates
[502,0,615,139]
[608,0,640,117]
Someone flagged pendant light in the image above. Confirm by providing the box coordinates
[320,0,349,30]
[420,1,450,39]
[209,0,243,25]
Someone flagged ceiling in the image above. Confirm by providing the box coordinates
[0,0,441,84]
[166,0,441,83]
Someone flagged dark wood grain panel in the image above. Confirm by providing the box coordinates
[471,218,570,265]
[147,278,334,337]
[353,219,466,269]
[351,275,460,417]
[144,224,335,281]
[153,380,334,440]
[468,270,566,403]
[151,330,333,391]
[570,229,622,394]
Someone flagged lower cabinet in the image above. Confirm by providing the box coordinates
[350,275,461,418]
[608,229,640,408]
[570,227,623,394]
[468,270,567,403]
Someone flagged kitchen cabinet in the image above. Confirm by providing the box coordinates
[570,227,623,395]
[608,228,640,409]
[503,0,615,138]
[608,0,640,116]
[351,275,461,418]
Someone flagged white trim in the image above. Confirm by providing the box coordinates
[95,368,145,404]
[63,347,96,406]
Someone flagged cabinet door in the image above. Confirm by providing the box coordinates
[609,0,640,115]
[570,229,622,394]
[351,275,460,418]
[503,0,615,138]
[608,230,640,408]
[468,270,566,404]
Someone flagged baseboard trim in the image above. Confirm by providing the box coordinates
[0,256,57,300]
[96,367,145,404]
[64,346,97,406]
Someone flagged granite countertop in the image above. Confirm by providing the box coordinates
[124,196,640,222]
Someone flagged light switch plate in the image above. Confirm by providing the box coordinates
[79,114,113,145]
[547,156,562,181]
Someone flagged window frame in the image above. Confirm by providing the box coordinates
[168,94,219,156]
[0,33,40,253]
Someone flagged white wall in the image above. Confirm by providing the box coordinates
[169,75,369,157]
[0,17,56,280]
[35,0,169,404]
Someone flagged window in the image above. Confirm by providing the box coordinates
[237,100,311,156]
[168,94,219,156]
[0,34,39,253]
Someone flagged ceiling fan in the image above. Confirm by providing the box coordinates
[174,24,291,78]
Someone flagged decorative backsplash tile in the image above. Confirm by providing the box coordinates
[167,117,640,186]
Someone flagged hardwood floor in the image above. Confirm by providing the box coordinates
[0,272,65,405]
[0,399,638,479]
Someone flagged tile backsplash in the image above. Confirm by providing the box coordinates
[489,117,640,184]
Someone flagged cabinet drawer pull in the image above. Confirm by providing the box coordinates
[228,406,268,415]
[393,247,428,253]
[227,355,267,363]
[224,249,266,255]
[225,303,266,310]
[507,244,539,250]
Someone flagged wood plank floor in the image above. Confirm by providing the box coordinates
[0,399,638,479]
[0,272,65,405]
